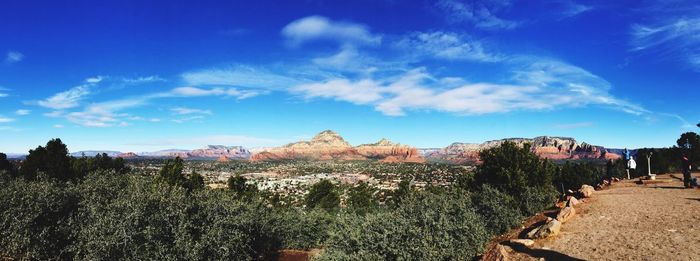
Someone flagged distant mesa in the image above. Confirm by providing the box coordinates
[70,151,121,157]
[117,152,139,158]
[251,130,425,163]
[425,136,621,164]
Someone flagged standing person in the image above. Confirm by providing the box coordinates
[628,156,637,177]
[623,148,631,179]
[682,156,692,188]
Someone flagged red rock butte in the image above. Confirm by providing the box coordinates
[250,130,425,163]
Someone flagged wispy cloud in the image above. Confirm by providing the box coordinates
[396,31,503,62]
[122,75,166,84]
[15,109,30,116]
[182,65,299,91]
[630,0,700,70]
[5,51,23,64]
[37,85,91,109]
[171,115,205,124]
[435,0,518,30]
[282,15,382,46]
[0,116,15,123]
[53,124,64,128]
[171,107,212,115]
[53,86,254,127]
[291,57,647,117]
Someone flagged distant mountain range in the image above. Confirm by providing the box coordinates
[5,130,626,163]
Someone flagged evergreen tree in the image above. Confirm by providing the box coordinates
[305,179,339,211]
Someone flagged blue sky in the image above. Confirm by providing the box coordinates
[1,0,699,153]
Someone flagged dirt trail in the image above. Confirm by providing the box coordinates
[508,173,700,261]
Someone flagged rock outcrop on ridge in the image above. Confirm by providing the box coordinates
[426,136,621,164]
[251,130,425,163]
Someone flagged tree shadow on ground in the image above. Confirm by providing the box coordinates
[650,186,686,189]
[685,198,700,202]
[502,241,586,261]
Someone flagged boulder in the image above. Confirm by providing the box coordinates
[567,196,580,207]
[578,184,595,198]
[556,206,576,223]
[508,239,535,248]
[528,220,562,239]
[480,244,508,261]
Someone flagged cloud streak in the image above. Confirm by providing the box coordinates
[5,51,23,64]
[282,15,381,46]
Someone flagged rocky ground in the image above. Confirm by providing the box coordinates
[503,173,700,261]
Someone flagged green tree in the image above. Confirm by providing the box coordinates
[0,153,15,178]
[227,175,257,198]
[157,157,186,187]
[473,141,557,215]
[677,132,700,166]
[346,182,378,215]
[305,179,340,211]
[184,170,205,191]
[20,139,73,181]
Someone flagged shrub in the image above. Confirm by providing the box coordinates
[274,208,335,250]
[0,178,78,260]
[305,179,340,211]
[554,161,603,192]
[472,184,522,235]
[319,191,490,260]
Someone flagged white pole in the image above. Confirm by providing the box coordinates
[647,155,651,176]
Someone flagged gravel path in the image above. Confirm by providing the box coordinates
[509,173,700,261]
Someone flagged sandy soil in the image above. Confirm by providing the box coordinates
[507,173,700,261]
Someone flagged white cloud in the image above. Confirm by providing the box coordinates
[171,107,212,115]
[171,115,205,124]
[53,124,64,128]
[38,85,91,109]
[282,15,381,46]
[5,51,23,63]
[0,116,15,123]
[0,93,7,98]
[396,31,502,62]
[85,76,104,84]
[293,79,384,105]
[182,65,301,90]
[435,0,517,30]
[631,16,700,69]
[15,109,30,115]
[122,75,165,84]
[291,58,647,117]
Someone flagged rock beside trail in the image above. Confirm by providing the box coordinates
[508,239,535,248]
[481,244,509,261]
[567,196,580,207]
[579,184,595,198]
[556,206,576,223]
[528,219,562,239]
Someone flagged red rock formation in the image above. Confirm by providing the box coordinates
[251,131,425,163]
[117,152,138,158]
[426,136,621,164]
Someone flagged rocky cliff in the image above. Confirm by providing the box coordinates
[172,145,251,159]
[251,130,425,162]
[426,136,620,164]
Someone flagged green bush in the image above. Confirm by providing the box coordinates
[472,184,522,235]
[319,191,489,260]
[0,179,78,260]
[554,161,603,192]
[305,179,340,211]
[274,208,335,250]
[70,172,279,260]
